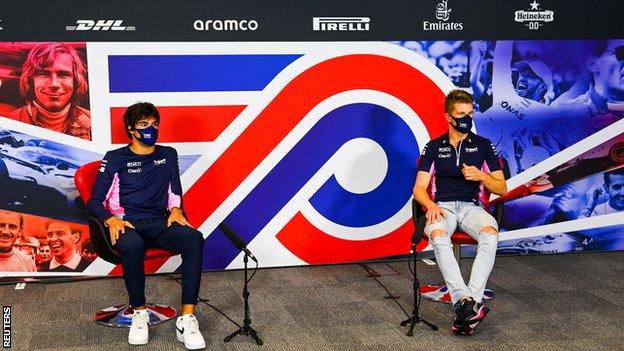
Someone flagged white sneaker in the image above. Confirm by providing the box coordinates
[176,314,206,350]
[128,309,149,345]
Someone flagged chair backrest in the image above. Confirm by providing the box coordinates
[74,160,123,264]
[74,160,102,203]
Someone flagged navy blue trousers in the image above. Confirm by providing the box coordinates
[113,218,204,307]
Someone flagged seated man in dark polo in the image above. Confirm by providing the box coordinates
[41,221,90,272]
[86,102,205,349]
[413,90,507,335]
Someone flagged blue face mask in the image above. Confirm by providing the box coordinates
[450,115,473,134]
[134,125,158,146]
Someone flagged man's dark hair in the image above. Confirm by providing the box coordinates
[44,221,82,239]
[444,89,474,114]
[123,102,160,139]
[0,210,23,228]
[604,167,624,186]
[82,241,95,254]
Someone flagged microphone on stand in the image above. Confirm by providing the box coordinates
[219,221,264,345]
[218,222,257,262]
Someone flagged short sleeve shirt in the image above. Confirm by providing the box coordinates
[417,132,501,203]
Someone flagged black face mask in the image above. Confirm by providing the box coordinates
[133,125,158,146]
[449,115,473,134]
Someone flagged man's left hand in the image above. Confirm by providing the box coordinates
[167,208,191,227]
[462,163,485,182]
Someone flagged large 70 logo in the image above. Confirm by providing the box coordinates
[181,53,450,269]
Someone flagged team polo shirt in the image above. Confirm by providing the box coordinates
[417,132,501,203]
[86,145,182,221]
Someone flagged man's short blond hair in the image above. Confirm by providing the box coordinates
[444,89,474,114]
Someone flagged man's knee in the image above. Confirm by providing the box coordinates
[182,228,205,247]
[116,234,144,254]
[191,230,204,246]
[429,229,448,239]
[479,226,498,235]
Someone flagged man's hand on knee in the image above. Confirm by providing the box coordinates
[425,203,447,225]
[105,216,135,246]
[167,207,192,227]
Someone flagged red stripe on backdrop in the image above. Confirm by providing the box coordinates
[110,105,246,143]
[275,215,415,264]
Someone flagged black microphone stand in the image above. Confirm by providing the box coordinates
[400,243,439,335]
[401,201,438,335]
[219,223,263,345]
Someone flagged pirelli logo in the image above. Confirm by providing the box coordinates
[312,17,370,31]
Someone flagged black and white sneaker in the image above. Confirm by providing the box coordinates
[451,300,470,335]
[451,314,465,334]
[462,298,490,336]
[176,314,206,350]
[452,298,490,336]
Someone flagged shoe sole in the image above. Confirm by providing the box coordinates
[463,305,490,336]
[451,324,465,334]
[128,337,148,345]
[176,329,206,350]
[450,305,490,336]
[129,328,148,345]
